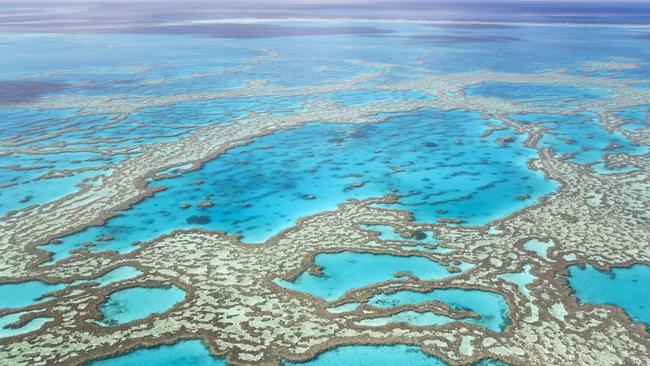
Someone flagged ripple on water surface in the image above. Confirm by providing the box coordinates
[43,108,556,261]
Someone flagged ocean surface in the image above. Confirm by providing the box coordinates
[1,3,649,365]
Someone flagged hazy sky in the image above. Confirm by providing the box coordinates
[1,0,649,31]
[2,0,650,3]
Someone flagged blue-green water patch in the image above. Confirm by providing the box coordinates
[284,345,447,366]
[591,163,638,175]
[0,311,53,339]
[91,266,143,287]
[0,280,66,310]
[615,105,649,131]
[522,239,554,261]
[465,82,610,107]
[0,266,141,311]
[509,112,646,164]
[367,288,509,332]
[566,264,650,328]
[86,340,225,366]
[276,251,469,302]
[283,344,509,366]
[358,310,467,328]
[43,108,556,261]
[498,264,538,322]
[96,285,186,326]
[0,169,111,216]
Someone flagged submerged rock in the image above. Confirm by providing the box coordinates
[186,215,212,225]
[496,136,515,147]
[18,195,32,203]
[197,200,214,208]
[437,218,464,224]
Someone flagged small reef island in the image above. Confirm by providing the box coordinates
[0,1,649,365]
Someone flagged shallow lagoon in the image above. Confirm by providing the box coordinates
[0,311,53,339]
[0,168,111,216]
[286,345,448,366]
[86,340,225,366]
[465,82,611,107]
[508,112,646,164]
[43,108,557,260]
[96,285,186,326]
[0,266,141,310]
[276,251,469,301]
[284,344,509,366]
[0,280,66,310]
[367,288,509,332]
[615,105,650,131]
[566,264,650,328]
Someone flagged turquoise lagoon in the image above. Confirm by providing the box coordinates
[0,311,54,339]
[0,266,141,339]
[275,251,470,301]
[43,108,557,260]
[284,345,508,366]
[95,285,186,326]
[287,345,429,366]
[366,289,509,332]
[86,340,225,366]
[615,105,650,131]
[465,82,611,107]
[566,264,650,329]
[508,112,646,164]
[276,251,508,332]
[0,266,141,310]
[0,168,110,216]
[0,280,67,310]
[358,224,450,254]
